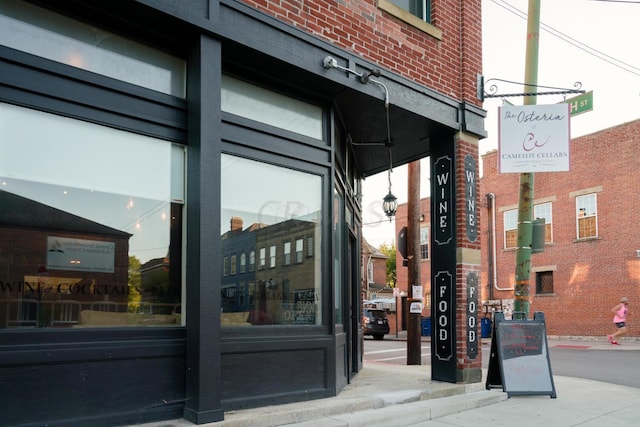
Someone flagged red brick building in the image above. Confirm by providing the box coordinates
[362,239,390,302]
[395,198,433,318]
[479,119,640,337]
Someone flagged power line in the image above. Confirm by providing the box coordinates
[590,1,640,4]
[491,0,640,78]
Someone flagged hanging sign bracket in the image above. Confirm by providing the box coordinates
[477,75,585,102]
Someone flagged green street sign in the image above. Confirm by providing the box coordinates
[562,91,593,117]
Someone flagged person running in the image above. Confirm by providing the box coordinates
[608,296,629,345]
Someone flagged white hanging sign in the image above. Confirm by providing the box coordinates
[498,104,571,173]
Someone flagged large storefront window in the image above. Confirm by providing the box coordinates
[0,0,186,97]
[221,154,322,326]
[0,103,184,329]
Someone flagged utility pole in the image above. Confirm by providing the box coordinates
[407,161,421,291]
[514,0,540,318]
[406,160,422,364]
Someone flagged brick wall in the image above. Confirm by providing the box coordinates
[240,0,483,106]
[480,119,640,337]
[372,256,387,287]
[395,197,432,316]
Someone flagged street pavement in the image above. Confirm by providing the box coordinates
[135,336,640,427]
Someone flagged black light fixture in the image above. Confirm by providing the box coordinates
[322,56,398,219]
[382,190,397,220]
[382,145,397,221]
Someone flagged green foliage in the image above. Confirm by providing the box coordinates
[128,256,142,305]
[378,242,396,287]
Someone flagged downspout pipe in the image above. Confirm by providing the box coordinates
[366,254,373,300]
[487,193,513,291]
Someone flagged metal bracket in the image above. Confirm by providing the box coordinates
[477,74,585,102]
[323,56,389,106]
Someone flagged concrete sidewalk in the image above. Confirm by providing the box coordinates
[136,337,640,427]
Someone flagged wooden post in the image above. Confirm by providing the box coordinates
[407,298,422,365]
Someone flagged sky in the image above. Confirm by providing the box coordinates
[362,0,640,248]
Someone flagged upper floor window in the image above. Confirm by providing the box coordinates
[504,209,518,249]
[230,255,237,275]
[307,236,314,257]
[367,260,374,284]
[388,0,431,23]
[377,0,441,39]
[283,241,291,266]
[259,247,266,270]
[295,238,304,264]
[223,257,229,276]
[269,245,277,268]
[0,0,186,96]
[534,202,553,243]
[576,194,598,239]
[420,226,429,260]
[240,253,247,273]
[249,250,256,272]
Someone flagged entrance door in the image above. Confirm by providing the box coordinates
[347,232,362,378]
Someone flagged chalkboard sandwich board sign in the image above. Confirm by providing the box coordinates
[486,311,557,398]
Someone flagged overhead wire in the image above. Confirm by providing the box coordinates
[490,0,640,78]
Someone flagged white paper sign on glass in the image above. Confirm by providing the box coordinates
[498,104,571,173]
[46,237,115,273]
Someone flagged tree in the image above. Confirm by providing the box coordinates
[378,242,396,287]
[128,255,142,306]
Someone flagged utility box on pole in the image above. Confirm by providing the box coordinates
[531,218,546,254]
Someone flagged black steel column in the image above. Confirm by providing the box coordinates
[430,134,457,383]
[183,34,224,424]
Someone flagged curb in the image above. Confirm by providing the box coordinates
[290,390,508,426]
[207,375,497,427]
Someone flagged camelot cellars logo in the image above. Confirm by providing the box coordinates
[498,104,571,173]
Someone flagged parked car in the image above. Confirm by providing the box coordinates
[362,309,390,340]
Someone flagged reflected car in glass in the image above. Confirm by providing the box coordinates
[362,309,390,340]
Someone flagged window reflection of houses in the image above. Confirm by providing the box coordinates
[221,216,319,326]
[139,255,181,314]
[221,217,258,316]
[0,190,131,328]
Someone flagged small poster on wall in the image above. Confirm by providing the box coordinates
[47,236,115,273]
[412,285,422,299]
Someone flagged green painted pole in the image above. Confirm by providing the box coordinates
[514,0,540,318]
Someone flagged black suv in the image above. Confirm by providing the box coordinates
[362,309,390,340]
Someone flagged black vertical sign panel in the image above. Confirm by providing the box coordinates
[430,138,457,383]
[464,154,477,242]
[433,271,453,362]
[466,272,478,359]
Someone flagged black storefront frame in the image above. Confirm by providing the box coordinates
[0,23,349,427]
[0,38,190,426]
[215,123,337,411]
[0,0,487,424]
